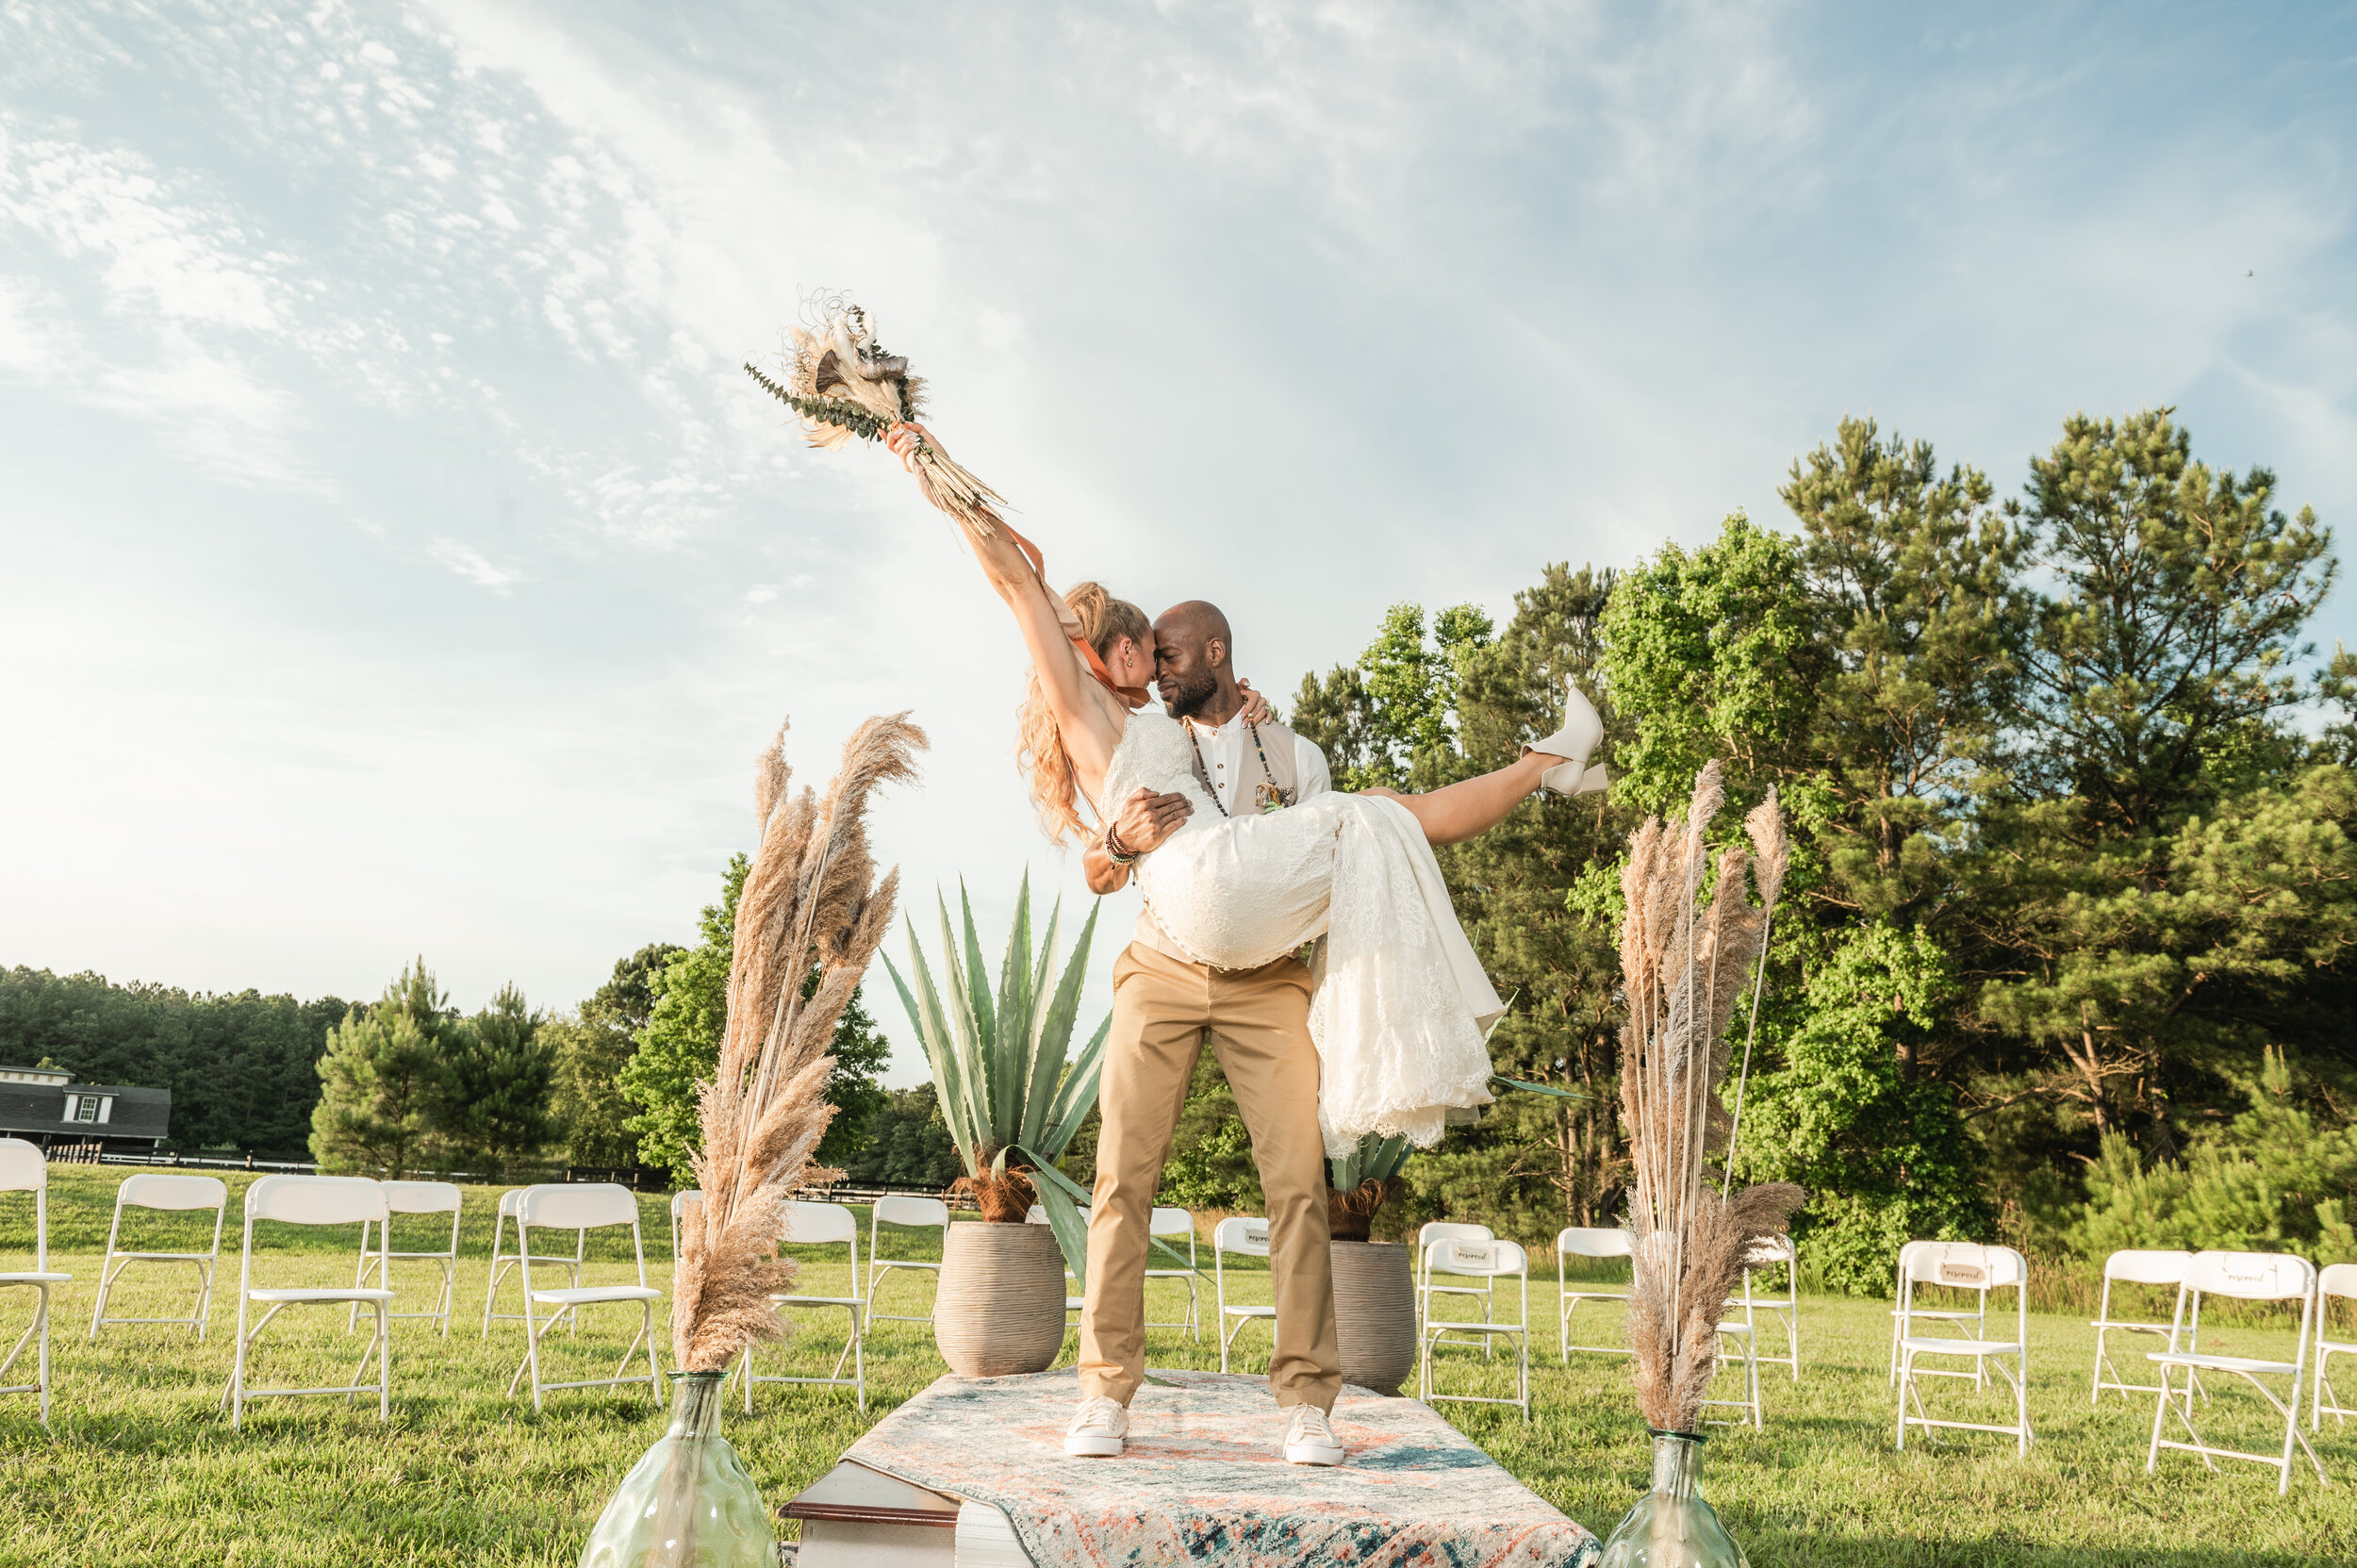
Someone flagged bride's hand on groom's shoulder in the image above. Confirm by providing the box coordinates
[1237,679,1273,726]
[884,421,931,471]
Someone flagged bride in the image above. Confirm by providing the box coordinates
[882,421,1606,1155]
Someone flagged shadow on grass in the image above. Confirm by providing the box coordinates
[1743,1536,2321,1568]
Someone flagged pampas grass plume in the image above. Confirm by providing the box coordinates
[672,712,926,1374]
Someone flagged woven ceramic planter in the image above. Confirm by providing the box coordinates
[1331,1240,1414,1396]
[935,1221,1066,1377]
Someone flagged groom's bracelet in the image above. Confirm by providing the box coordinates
[1103,826,1137,867]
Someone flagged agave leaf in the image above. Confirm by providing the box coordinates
[996,869,1035,1145]
[1025,900,1100,1147]
[884,930,981,1176]
[1022,1151,1205,1281]
[1040,1013,1111,1159]
[1030,1169,1090,1292]
[937,891,994,1153]
[957,883,1006,1146]
[1491,1074,1586,1099]
[915,905,990,1174]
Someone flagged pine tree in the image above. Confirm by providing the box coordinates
[548,944,683,1167]
[440,983,556,1177]
[309,959,449,1178]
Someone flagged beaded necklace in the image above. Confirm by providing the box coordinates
[1186,716,1286,817]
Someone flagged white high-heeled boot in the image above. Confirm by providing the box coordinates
[1523,683,1608,797]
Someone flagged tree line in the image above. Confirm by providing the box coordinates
[0,853,905,1180]
[1266,407,2354,1288]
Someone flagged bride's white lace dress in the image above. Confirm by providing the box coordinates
[1103,711,1504,1157]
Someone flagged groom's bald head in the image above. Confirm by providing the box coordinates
[1154,600,1236,721]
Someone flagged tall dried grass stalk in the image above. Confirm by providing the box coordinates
[1618,763,1804,1433]
[670,712,927,1373]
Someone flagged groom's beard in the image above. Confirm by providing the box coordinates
[1162,666,1220,719]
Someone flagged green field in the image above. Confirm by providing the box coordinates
[3,1164,2353,1566]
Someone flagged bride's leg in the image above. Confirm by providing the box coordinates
[1361,753,1555,847]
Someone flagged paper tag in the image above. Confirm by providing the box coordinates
[1938,1263,1986,1286]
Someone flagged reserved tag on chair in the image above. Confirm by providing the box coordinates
[1938,1263,1986,1286]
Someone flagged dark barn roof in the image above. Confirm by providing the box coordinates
[0,1073,171,1146]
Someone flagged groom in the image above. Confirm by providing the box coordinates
[1063,599,1346,1467]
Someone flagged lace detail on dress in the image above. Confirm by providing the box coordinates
[1100,712,1501,1156]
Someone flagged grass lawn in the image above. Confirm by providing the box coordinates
[3,1164,2354,1565]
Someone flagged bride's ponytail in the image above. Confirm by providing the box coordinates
[1017,582,1151,846]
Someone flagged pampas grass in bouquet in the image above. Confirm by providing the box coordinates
[1617,761,1803,1435]
[670,711,927,1374]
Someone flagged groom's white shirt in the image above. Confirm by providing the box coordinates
[1130,709,1331,962]
[1185,709,1332,816]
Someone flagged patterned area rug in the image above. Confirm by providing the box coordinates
[844,1368,1600,1567]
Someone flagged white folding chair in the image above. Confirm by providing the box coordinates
[1213,1216,1275,1373]
[668,1189,702,1263]
[88,1173,227,1344]
[1705,1301,1763,1429]
[742,1200,865,1413]
[2147,1249,2325,1494]
[1417,1235,1530,1419]
[2091,1248,2196,1405]
[482,1186,585,1337]
[1888,1237,1996,1388]
[1895,1242,2031,1455]
[346,1180,461,1338]
[0,1139,71,1424]
[667,1189,701,1332]
[866,1195,949,1325]
[1146,1206,1201,1340]
[1737,1234,1801,1382]
[503,1183,663,1411]
[218,1175,391,1429]
[2312,1262,2357,1431]
[1418,1221,1496,1356]
[1558,1226,1634,1362]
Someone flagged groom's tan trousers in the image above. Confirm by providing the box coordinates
[1078,943,1341,1412]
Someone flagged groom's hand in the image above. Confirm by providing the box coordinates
[1082,786,1194,896]
[1116,786,1193,854]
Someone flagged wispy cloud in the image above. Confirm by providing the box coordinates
[428,536,523,591]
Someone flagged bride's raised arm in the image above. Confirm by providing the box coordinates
[883,421,1124,786]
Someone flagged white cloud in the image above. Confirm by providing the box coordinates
[744,584,777,603]
[428,536,524,590]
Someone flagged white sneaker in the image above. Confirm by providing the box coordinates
[1063,1395,1128,1458]
[1281,1403,1344,1466]
[1524,683,1607,797]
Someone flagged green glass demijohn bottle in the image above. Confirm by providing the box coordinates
[1596,1430,1749,1568]
[577,1370,773,1567]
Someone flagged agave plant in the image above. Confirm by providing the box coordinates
[882,873,1109,1285]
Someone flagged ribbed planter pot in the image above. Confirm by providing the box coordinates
[935,1221,1067,1377]
[1331,1240,1414,1396]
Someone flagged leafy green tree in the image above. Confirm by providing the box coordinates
[2070,1048,2357,1263]
[1737,924,1985,1294]
[309,959,453,1178]
[1294,602,1493,790]
[842,1083,962,1186]
[547,944,683,1167]
[622,856,894,1180]
[438,983,556,1176]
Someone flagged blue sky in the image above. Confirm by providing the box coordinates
[4,1,2352,1086]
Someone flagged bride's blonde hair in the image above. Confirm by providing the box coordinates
[1018,581,1151,847]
